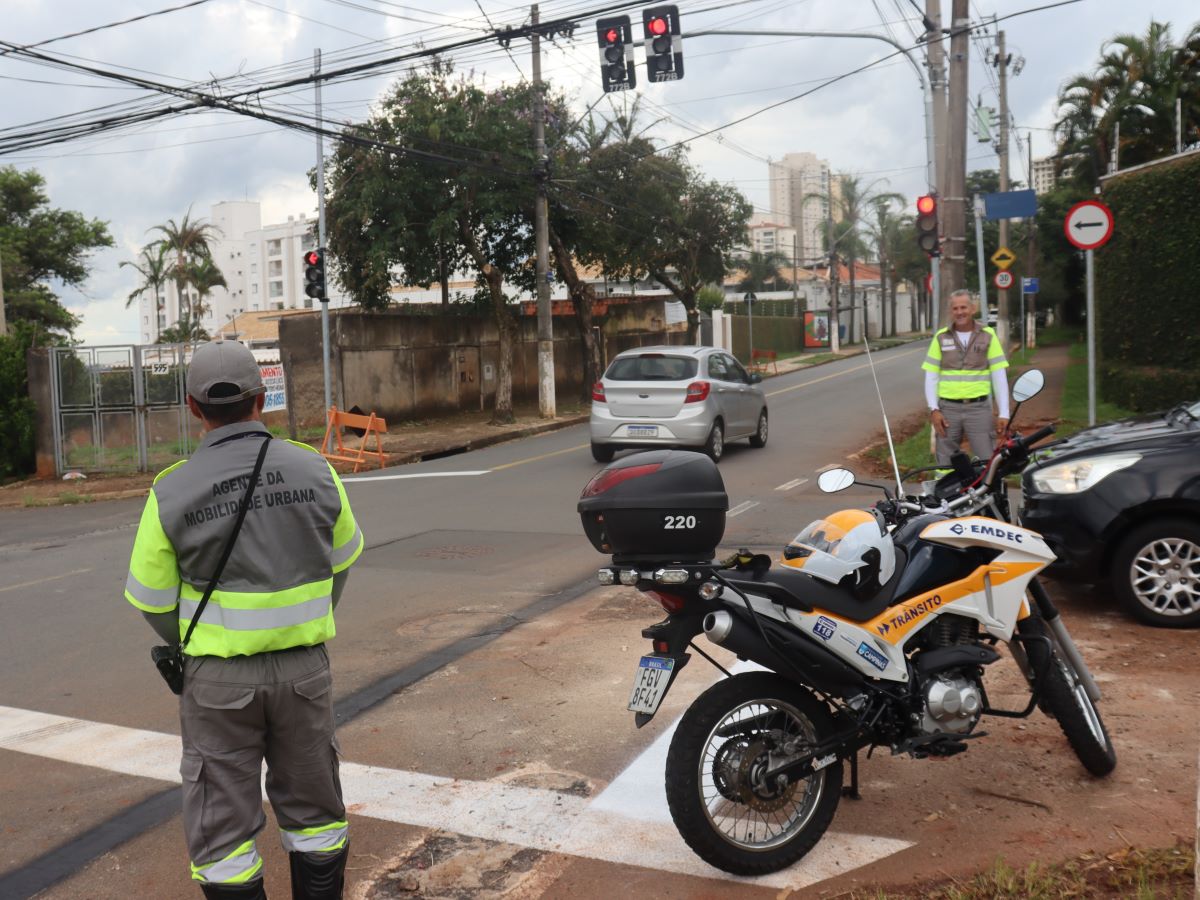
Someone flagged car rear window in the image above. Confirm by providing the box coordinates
[605,354,698,381]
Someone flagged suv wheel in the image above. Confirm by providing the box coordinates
[1111,518,1200,627]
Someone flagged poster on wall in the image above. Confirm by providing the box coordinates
[260,364,287,413]
[804,312,831,348]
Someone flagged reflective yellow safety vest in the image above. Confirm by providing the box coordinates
[921,324,1007,400]
[124,422,363,658]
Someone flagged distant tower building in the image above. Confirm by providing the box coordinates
[1032,156,1058,195]
[767,152,840,265]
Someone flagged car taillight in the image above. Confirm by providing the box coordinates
[580,462,662,497]
[684,381,710,403]
[592,381,606,402]
[647,590,686,613]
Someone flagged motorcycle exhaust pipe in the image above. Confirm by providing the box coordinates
[703,610,865,693]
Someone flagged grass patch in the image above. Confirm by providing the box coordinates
[851,844,1194,898]
[869,421,937,475]
[1059,342,1135,437]
[1034,323,1083,346]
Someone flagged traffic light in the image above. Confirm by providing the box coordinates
[915,194,940,256]
[303,249,326,301]
[596,16,635,92]
[642,5,683,83]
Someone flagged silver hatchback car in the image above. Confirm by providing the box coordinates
[589,345,769,463]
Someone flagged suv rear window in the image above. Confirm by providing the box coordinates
[605,354,698,381]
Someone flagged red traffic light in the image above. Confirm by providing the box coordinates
[648,16,668,35]
[605,27,619,43]
[916,195,936,215]
[304,250,321,266]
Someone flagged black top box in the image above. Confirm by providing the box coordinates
[577,450,728,562]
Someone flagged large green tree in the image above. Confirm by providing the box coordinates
[325,64,545,424]
[735,250,790,294]
[0,166,112,343]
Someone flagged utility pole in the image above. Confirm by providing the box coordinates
[0,255,7,336]
[994,29,1011,347]
[826,170,840,353]
[315,48,331,414]
[942,0,971,301]
[532,4,556,418]
[1025,134,1037,348]
[925,0,948,321]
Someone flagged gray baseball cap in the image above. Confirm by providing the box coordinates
[186,340,266,404]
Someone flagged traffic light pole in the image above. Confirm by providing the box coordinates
[687,28,939,334]
[314,48,332,414]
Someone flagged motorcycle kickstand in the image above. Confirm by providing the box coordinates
[842,751,861,800]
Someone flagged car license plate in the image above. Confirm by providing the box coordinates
[627,425,658,437]
[627,655,675,715]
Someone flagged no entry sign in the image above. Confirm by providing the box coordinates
[1064,200,1114,251]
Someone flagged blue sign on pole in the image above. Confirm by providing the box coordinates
[982,189,1038,221]
[1021,277,1039,293]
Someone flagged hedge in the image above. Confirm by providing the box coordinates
[1097,151,1200,409]
[0,331,35,480]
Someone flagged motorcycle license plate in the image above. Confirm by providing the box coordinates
[627,655,674,715]
[627,425,658,437]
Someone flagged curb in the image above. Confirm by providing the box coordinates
[382,414,590,466]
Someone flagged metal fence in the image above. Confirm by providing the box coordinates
[50,343,200,475]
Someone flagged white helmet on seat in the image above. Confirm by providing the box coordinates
[781,508,896,594]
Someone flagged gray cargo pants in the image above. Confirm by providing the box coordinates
[935,397,996,464]
[179,644,346,885]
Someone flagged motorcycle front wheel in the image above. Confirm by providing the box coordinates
[664,672,842,875]
[1018,615,1117,777]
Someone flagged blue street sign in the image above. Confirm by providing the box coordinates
[1021,277,1039,293]
[982,189,1037,221]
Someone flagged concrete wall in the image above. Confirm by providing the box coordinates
[279,298,687,427]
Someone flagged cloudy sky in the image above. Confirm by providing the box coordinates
[3,0,1196,343]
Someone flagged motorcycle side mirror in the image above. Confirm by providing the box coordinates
[817,468,855,494]
[1011,369,1044,403]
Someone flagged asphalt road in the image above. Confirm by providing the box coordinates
[0,342,935,898]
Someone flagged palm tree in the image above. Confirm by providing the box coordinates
[868,200,908,336]
[735,250,790,294]
[1055,20,1200,182]
[151,210,222,340]
[185,256,228,342]
[833,176,902,343]
[120,242,169,343]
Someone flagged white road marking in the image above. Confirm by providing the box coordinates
[0,704,911,889]
[0,568,92,594]
[342,470,490,483]
[765,347,922,399]
[727,500,760,518]
[775,478,809,492]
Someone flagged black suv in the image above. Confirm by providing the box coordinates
[1020,400,1200,627]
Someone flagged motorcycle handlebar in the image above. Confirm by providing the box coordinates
[1017,424,1057,448]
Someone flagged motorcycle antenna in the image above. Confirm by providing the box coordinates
[860,335,905,500]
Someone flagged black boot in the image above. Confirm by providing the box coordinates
[200,878,267,899]
[289,845,348,900]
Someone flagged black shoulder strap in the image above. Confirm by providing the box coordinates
[180,434,272,650]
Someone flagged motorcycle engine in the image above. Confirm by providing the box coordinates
[915,614,984,736]
[918,672,983,735]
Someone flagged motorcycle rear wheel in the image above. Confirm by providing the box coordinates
[1018,616,1117,777]
[664,672,842,875]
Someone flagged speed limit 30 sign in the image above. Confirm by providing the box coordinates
[994,270,1014,290]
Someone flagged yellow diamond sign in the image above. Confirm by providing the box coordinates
[991,247,1017,270]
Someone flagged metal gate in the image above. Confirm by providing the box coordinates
[50,344,199,475]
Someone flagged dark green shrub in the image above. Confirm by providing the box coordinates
[1101,364,1200,413]
[0,330,35,479]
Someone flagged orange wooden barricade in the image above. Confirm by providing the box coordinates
[750,348,779,375]
[320,406,388,472]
